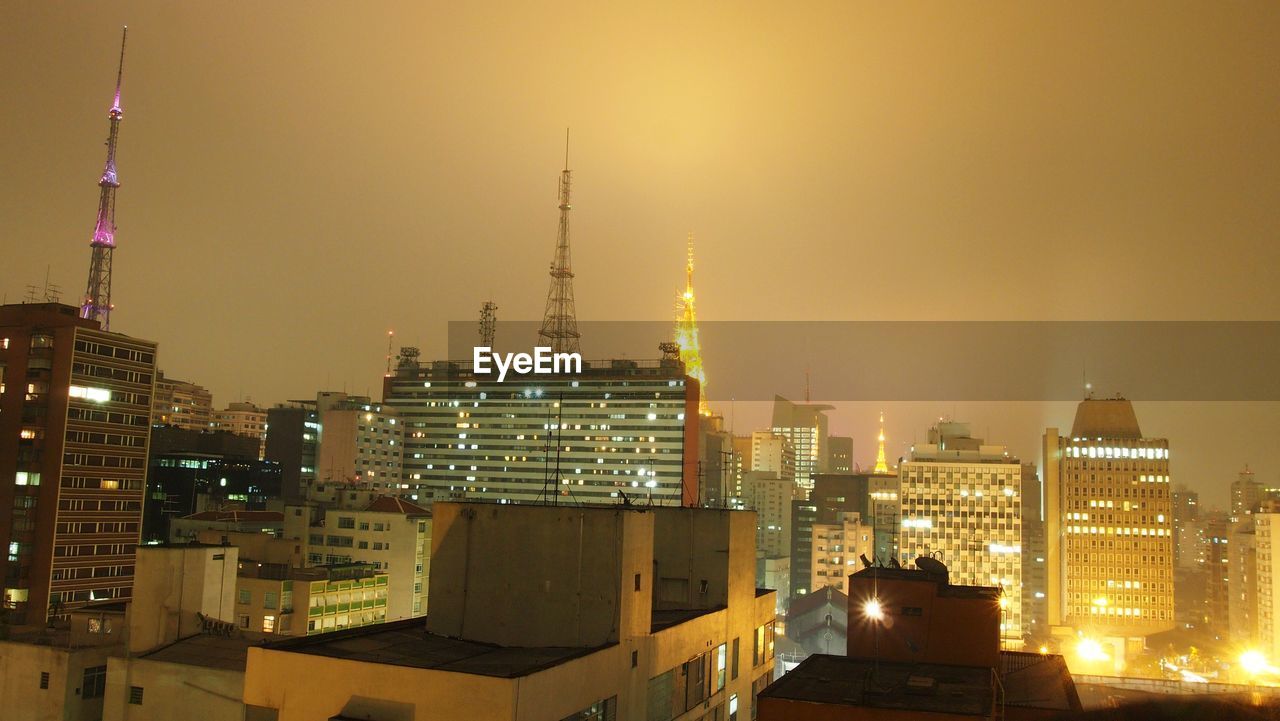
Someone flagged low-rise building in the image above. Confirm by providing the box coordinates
[234,559,388,636]
[242,502,777,721]
[169,510,284,544]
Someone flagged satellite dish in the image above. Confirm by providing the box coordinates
[859,554,873,569]
[915,556,948,575]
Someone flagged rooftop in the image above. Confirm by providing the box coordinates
[760,654,995,717]
[651,607,720,633]
[180,510,284,523]
[363,496,431,516]
[1071,397,1143,440]
[999,651,1082,711]
[140,632,271,671]
[264,619,608,678]
[850,565,1002,600]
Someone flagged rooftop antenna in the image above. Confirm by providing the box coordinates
[80,26,128,330]
[536,128,581,354]
[804,368,811,403]
[479,301,497,348]
[384,330,395,377]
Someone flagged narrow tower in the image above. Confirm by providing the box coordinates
[537,130,581,354]
[674,233,709,415]
[479,300,498,347]
[874,411,890,473]
[81,27,129,331]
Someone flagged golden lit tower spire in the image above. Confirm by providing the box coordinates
[873,411,890,473]
[674,232,709,415]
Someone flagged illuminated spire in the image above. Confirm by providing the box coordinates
[81,26,128,330]
[674,232,709,415]
[873,411,889,474]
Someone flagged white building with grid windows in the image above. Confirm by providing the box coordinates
[897,422,1024,643]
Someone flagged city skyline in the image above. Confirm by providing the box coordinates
[4,2,1278,509]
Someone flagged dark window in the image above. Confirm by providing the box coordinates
[635,573,641,591]
[632,650,638,668]
[129,686,144,705]
[39,672,49,689]
[82,665,107,699]
[731,638,740,680]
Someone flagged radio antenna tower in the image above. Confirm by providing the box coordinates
[537,129,581,354]
[479,301,498,347]
[81,26,128,331]
[674,233,709,415]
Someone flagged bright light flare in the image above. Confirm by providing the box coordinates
[1241,650,1274,676]
[863,598,884,621]
[1075,638,1110,663]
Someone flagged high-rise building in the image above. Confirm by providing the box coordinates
[789,499,819,598]
[1233,466,1264,521]
[1230,516,1259,646]
[315,393,403,488]
[265,400,320,504]
[1044,398,1175,648]
[810,511,873,594]
[1257,510,1280,659]
[1021,462,1048,641]
[770,396,832,496]
[213,401,268,460]
[742,471,795,562]
[1204,515,1230,637]
[897,421,1024,642]
[0,303,157,623]
[750,431,796,487]
[150,371,213,430]
[697,413,734,507]
[827,436,853,474]
[383,355,700,507]
[1171,483,1201,567]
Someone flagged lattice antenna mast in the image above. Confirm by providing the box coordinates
[81,26,128,331]
[479,301,498,347]
[537,129,581,354]
[674,233,709,415]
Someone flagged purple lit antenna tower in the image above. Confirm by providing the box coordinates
[81,27,128,331]
[536,129,581,354]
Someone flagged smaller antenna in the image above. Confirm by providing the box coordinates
[384,330,395,377]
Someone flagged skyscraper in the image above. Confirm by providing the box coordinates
[897,421,1024,642]
[1044,398,1175,649]
[0,303,157,623]
[770,396,832,496]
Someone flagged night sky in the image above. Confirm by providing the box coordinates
[4,2,1278,507]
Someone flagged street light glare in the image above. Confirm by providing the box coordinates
[1240,650,1270,676]
[864,598,884,621]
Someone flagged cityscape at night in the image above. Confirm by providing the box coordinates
[2,2,1280,720]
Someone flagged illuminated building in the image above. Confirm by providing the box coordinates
[289,496,432,621]
[897,422,1024,642]
[770,396,832,495]
[810,511,873,594]
[212,401,268,460]
[1229,517,1258,646]
[674,232,710,416]
[265,400,320,503]
[750,431,796,486]
[0,302,157,624]
[791,472,898,601]
[242,503,777,721]
[1021,465,1048,640]
[150,371,213,430]
[233,559,388,636]
[314,393,402,488]
[1255,510,1280,659]
[1044,397,1175,649]
[383,354,700,507]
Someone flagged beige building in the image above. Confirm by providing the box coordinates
[212,402,268,460]
[750,431,796,487]
[898,422,1024,641]
[243,502,777,721]
[1045,398,1174,667]
[742,470,795,560]
[150,372,213,430]
[315,395,403,488]
[1256,511,1280,659]
[811,511,874,594]
[296,496,431,620]
[234,559,388,636]
[0,604,124,721]
[770,396,832,495]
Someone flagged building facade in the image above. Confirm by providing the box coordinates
[897,422,1024,641]
[383,356,700,507]
[212,402,268,460]
[0,303,156,623]
[150,372,212,430]
[1044,398,1175,646]
[315,394,403,488]
[769,396,831,496]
